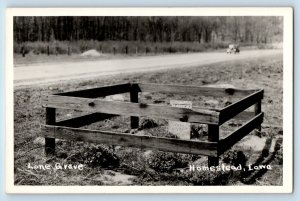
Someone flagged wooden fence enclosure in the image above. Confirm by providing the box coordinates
[41,82,264,166]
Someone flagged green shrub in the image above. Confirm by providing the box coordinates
[68,145,120,168]
[147,152,192,173]
[222,150,247,167]
[139,119,158,129]
[177,167,241,185]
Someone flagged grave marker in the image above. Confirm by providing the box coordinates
[168,100,192,140]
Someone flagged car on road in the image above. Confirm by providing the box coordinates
[226,44,240,54]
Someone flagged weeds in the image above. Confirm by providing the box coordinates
[147,152,192,173]
[68,145,120,168]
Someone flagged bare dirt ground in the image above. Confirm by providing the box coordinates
[13,53,283,186]
[14,49,282,87]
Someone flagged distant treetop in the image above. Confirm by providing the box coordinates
[13,16,283,44]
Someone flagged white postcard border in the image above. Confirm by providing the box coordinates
[5,7,293,194]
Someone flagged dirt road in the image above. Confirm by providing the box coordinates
[14,49,282,87]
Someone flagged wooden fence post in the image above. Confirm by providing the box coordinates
[47,46,50,56]
[208,124,219,167]
[45,107,56,155]
[254,100,262,136]
[130,85,139,129]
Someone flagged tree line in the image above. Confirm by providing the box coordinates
[14,16,283,44]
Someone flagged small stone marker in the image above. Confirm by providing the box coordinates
[168,100,192,140]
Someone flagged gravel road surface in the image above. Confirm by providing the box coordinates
[14,49,282,87]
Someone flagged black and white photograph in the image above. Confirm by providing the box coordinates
[5,8,293,193]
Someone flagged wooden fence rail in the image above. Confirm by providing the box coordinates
[42,95,220,124]
[218,112,264,154]
[134,83,255,98]
[41,125,218,157]
[219,89,264,124]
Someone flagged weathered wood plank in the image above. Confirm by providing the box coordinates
[218,112,264,154]
[219,90,264,125]
[56,83,131,98]
[134,83,255,98]
[56,113,117,128]
[40,125,218,157]
[43,95,220,124]
[193,106,254,121]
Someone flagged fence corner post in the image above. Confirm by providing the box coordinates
[208,124,219,167]
[254,99,262,136]
[130,84,139,129]
[45,107,56,155]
